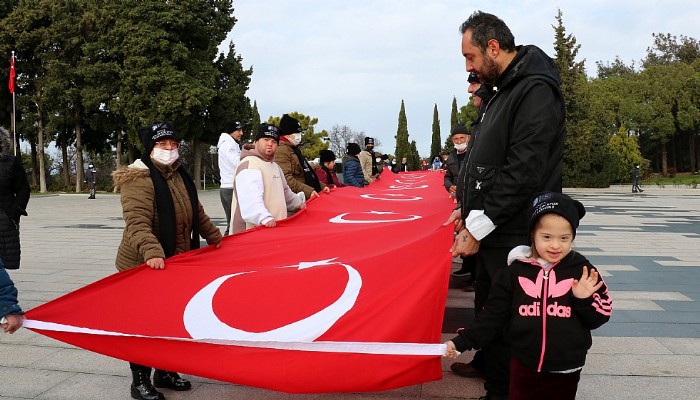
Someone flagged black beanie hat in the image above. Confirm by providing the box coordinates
[223,120,243,133]
[529,192,586,237]
[279,114,302,135]
[254,123,281,143]
[364,137,374,145]
[346,143,361,156]
[319,149,336,163]
[139,121,177,154]
[467,71,480,84]
[450,123,470,136]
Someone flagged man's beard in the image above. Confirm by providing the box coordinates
[479,54,500,85]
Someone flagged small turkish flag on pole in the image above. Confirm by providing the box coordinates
[8,52,15,94]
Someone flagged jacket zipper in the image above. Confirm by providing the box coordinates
[538,268,549,372]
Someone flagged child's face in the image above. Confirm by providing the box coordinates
[533,214,573,264]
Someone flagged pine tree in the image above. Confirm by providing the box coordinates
[430,104,441,158]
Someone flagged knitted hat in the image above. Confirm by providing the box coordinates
[279,114,302,135]
[319,149,336,163]
[223,120,243,133]
[467,71,480,84]
[346,143,361,156]
[450,123,470,136]
[254,123,281,143]
[364,137,374,145]
[139,121,177,154]
[529,192,586,237]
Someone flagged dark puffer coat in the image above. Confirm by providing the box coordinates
[0,153,30,270]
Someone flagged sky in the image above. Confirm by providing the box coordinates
[222,0,699,157]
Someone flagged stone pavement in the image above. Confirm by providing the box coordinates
[1,186,699,399]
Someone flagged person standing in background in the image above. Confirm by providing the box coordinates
[85,162,97,199]
[217,120,244,235]
[0,127,30,271]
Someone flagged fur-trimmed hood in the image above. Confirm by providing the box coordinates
[111,159,150,188]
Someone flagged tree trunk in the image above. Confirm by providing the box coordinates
[30,140,37,188]
[688,132,696,173]
[37,104,47,193]
[114,128,123,192]
[75,118,83,193]
[661,142,668,176]
[61,133,70,188]
[193,140,202,190]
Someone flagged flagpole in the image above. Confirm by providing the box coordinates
[10,51,16,156]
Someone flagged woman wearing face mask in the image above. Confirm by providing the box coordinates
[112,121,222,400]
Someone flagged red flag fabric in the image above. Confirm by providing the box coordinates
[8,54,15,94]
[24,170,454,393]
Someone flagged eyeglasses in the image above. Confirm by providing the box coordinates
[154,140,180,149]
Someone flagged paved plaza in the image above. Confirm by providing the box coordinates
[1,186,699,399]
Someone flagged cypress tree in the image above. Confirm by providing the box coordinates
[430,103,441,158]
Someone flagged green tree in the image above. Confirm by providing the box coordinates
[450,96,458,131]
[394,99,410,161]
[249,100,260,143]
[607,126,645,183]
[553,9,613,187]
[267,112,327,159]
[430,103,441,158]
[408,140,420,171]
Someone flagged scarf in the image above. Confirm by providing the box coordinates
[142,156,200,257]
[291,145,322,192]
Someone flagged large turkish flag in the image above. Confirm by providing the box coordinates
[24,170,454,393]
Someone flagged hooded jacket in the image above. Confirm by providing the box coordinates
[452,246,612,372]
[217,132,241,189]
[112,159,221,271]
[230,145,303,234]
[462,45,566,248]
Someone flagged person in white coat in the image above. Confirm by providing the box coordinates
[217,120,244,235]
[229,123,305,234]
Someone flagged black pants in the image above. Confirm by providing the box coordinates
[474,246,512,396]
[219,188,233,235]
[509,357,581,400]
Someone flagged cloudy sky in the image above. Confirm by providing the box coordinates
[222,0,699,156]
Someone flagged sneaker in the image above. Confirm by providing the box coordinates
[450,361,485,379]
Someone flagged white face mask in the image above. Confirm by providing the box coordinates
[152,148,179,165]
[375,158,381,163]
[289,133,302,146]
[454,142,468,152]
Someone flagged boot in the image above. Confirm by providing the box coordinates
[153,370,192,391]
[130,368,164,400]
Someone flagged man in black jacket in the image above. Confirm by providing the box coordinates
[446,11,565,400]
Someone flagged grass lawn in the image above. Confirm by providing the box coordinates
[643,173,700,188]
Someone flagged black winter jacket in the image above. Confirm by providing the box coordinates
[0,154,30,269]
[452,248,612,372]
[462,45,565,248]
